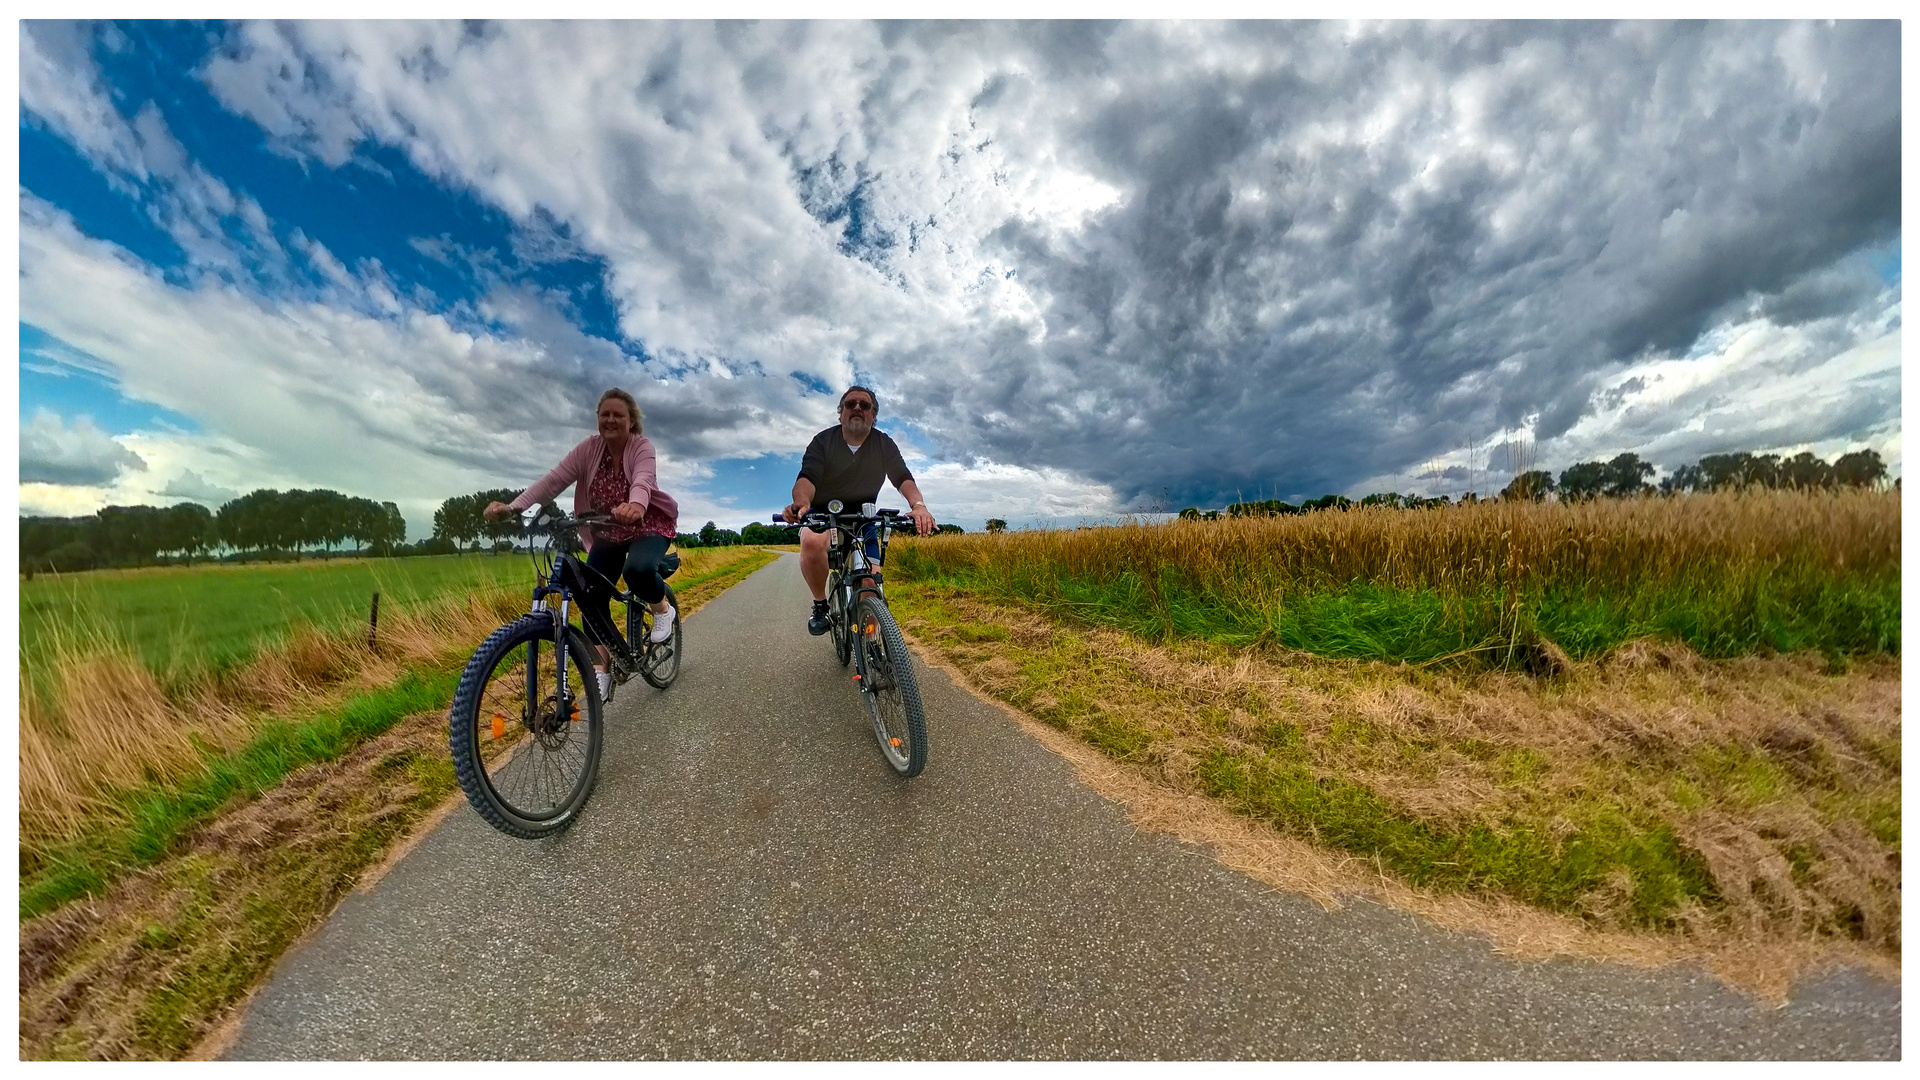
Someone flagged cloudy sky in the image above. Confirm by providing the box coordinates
[14,20,1902,536]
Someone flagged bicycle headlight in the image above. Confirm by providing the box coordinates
[861,502,877,517]
[827,499,844,513]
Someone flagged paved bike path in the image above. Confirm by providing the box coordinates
[225,554,1898,1059]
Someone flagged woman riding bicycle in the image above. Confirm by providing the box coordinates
[486,387,679,702]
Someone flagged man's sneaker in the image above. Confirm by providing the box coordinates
[807,600,832,636]
[595,669,613,703]
[649,605,676,643]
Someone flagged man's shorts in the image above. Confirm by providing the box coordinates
[828,520,882,563]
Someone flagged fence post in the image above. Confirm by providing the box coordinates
[368,591,380,650]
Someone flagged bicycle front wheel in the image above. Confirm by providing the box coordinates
[829,571,853,667]
[638,587,682,689]
[854,594,928,777]
[448,614,605,838]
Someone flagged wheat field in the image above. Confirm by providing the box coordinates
[892,489,1900,662]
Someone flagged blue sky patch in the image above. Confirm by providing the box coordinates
[20,325,201,434]
[697,453,805,524]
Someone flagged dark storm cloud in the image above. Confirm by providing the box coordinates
[878,21,1901,502]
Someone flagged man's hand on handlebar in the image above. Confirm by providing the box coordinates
[782,500,810,524]
[909,504,935,536]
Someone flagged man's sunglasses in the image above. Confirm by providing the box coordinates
[841,399,875,412]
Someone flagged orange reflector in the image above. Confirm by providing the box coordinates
[890,737,902,747]
[852,674,862,682]
[491,714,505,740]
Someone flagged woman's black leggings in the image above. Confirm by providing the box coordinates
[579,534,670,641]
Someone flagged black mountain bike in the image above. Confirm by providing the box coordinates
[448,505,682,838]
[778,501,928,777]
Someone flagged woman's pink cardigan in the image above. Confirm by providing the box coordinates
[507,434,680,551]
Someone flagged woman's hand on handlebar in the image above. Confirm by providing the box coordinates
[485,501,514,521]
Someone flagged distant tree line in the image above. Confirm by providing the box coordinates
[216,489,407,555]
[1181,447,1892,520]
[21,489,408,574]
[1500,448,1888,502]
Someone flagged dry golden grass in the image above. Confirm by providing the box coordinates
[18,587,525,851]
[909,488,1897,594]
[894,489,1900,666]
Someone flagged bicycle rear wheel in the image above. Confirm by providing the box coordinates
[637,586,682,689]
[854,593,928,777]
[448,614,604,838]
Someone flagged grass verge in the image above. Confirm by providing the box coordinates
[888,581,1900,990]
[19,708,460,1060]
[20,666,463,921]
[18,545,777,1060]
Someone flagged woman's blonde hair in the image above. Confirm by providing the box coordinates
[597,388,643,434]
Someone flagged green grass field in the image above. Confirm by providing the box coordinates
[19,554,533,686]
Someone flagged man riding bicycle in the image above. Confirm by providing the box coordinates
[782,385,936,635]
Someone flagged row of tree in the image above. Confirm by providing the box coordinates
[21,503,221,573]
[1500,448,1888,502]
[21,489,411,573]
[1181,448,1892,520]
[216,489,407,555]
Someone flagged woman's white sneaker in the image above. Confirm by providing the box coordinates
[649,606,676,643]
[595,670,613,703]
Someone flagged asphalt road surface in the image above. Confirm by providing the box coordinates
[226,554,1899,1060]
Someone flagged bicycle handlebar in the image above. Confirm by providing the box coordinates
[509,505,620,536]
[769,509,912,531]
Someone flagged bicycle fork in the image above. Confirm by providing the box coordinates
[848,588,890,695]
[528,595,576,730]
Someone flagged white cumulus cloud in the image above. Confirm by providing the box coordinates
[19,408,148,487]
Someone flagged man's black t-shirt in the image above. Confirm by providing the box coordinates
[798,426,914,511]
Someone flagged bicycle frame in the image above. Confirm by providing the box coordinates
[518,506,633,693]
[830,517,890,597]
